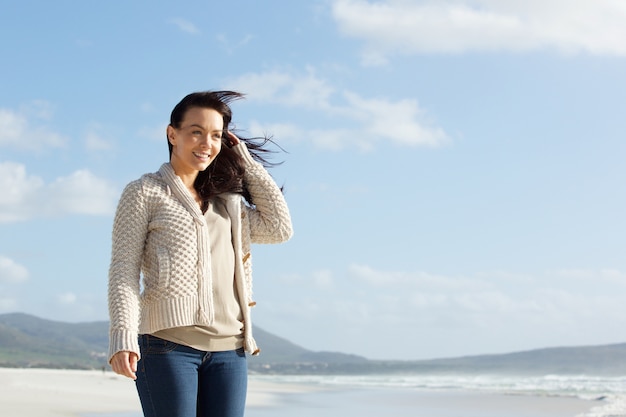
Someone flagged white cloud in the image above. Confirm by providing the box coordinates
[331,0,626,61]
[553,268,626,284]
[0,297,18,311]
[0,256,29,283]
[45,170,119,216]
[217,33,255,54]
[229,68,335,110]
[346,264,626,322]
[83,123,115,151]
[341,264,626,353]
[138,123,168,143]
[0,162,118,222]
[57,292,77,304]
[343,92,448,147]
[0,162,44,222]
[312,269,334,289]
[169,18,200,34]
[0,106,67,150]
[258,263,626,358]
[247,121,303,143]
[247,121,356,151]
[227,70,448,150]
[273,269,335,290]
[348,263,487,291]
[84,131,113,151]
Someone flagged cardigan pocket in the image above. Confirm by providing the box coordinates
[156,245,171,289]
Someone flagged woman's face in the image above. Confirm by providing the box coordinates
[167,107,223,176]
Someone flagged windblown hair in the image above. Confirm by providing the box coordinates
[168,90,280,212]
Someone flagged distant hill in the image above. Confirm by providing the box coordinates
[1,313,625,375]
[0,313,109,369]
[336,343,626,376]
[0,312,364,370]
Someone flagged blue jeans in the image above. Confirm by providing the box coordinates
[136,334,248,417]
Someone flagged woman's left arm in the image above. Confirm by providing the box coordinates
[228,132,293,244]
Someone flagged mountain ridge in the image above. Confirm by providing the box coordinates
[1,312,624,375]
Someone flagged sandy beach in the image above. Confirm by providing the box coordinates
[0,367,316,417]
[0,367,602,417]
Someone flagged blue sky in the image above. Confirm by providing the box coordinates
[1,0,625,361]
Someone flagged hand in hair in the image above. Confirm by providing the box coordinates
[226,130,241,147]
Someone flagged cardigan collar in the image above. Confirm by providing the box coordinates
[158,163,205,223]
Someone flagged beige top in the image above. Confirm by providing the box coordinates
[153,198,244,351]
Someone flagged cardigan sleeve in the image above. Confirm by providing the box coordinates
[107,179,149,362]
[233,143,293,244]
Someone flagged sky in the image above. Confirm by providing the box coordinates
[1,0,625,361]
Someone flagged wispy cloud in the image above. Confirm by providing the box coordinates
[85,132,113,151]
[217,33,255,54]
[84,123,115,151]
[169,17,200,35]
[138,123,168,143]
[228,68,335,110]
[263,263,626,358]
[226,69,448,150]
[0,105,68,150]
[0,162,118,223]
[0,256,29,283]
[0,298,18,312]
[346,264,626,325]
[45,169,119,216]
[331,0,626,63]
[57,292,77,304]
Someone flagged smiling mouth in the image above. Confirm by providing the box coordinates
[193,152,210,159]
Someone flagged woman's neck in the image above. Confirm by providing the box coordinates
[170,161,199,190]
[169,161,203,209]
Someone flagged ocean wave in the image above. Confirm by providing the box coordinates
[253,373,626,417]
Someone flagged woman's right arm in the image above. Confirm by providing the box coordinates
[107,180,149,369]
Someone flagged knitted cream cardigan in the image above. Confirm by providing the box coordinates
[107,144,292,361]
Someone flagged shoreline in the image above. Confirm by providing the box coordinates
[0,367,600,417]
[246,381,599,417]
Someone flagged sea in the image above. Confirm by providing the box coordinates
[84,373,626,417]
[250,374,626,417]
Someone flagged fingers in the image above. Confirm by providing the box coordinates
[129,352,138,373]
[226,130,240,146]
[110,351,138,380]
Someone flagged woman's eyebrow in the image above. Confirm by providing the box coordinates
[181,124,223,135]
[182,123,205,129]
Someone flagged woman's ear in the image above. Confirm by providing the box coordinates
[166,125,176,145]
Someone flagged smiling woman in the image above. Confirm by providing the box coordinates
[107,90,293,417]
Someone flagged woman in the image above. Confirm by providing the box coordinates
[107,90,293,417]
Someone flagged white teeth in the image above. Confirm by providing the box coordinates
[194,152,210,158]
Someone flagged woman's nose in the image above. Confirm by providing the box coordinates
[199,134,211,147]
